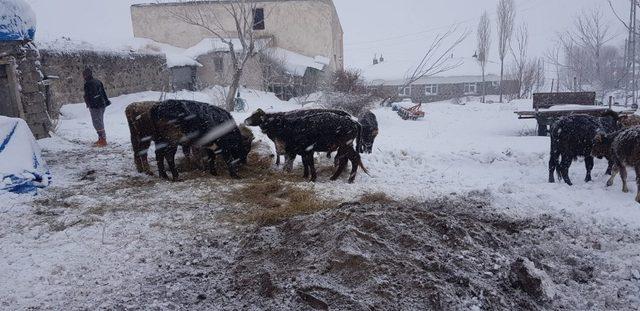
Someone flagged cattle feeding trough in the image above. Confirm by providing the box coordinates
[515,92,635,136]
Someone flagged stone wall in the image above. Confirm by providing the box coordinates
[39,48,171,107]
[0,41,51,138]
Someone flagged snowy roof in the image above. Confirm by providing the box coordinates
[137,37,271,68]
[0,0,36,41]
[262,47,329,76]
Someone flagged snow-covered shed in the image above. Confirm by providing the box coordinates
[0,0,51,138]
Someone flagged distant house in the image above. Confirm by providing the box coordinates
[362,56,519,103]
[130,0,343,97]
[371,74,520,103]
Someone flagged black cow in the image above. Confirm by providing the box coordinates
[245,109,368,183]
[262,109,352,168]
[592,127,640,203]
[358,110,379,153]
[548,111,619,185]
[150,100,247,181]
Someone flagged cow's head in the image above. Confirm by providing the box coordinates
[244,109,267,127]
[238,124,255,164]
[361,128,378,154]
[591,131,614,159]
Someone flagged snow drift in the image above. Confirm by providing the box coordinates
[0,116,50,193]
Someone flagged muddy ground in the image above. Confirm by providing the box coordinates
[3,140,640,311]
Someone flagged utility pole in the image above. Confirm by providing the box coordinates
[629,0,638,107]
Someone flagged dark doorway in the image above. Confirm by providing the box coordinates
[0,64,20,117]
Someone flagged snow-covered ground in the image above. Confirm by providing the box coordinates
[2,89,640,309]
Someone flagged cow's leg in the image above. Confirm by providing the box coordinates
[548,155,558,183]
[140,140,152,175]
[634,166,640,203]
[620,164,629,193]
[206,149,218,176]
[226,154,240,179]
[307,153,317,182]
[559,156,573,186]
[606,159,614,175]
[330,148,348,181]
[275,154,281,166]
[155,145,169,180]
[326,152,332,159]
[284,154,295,172]
[607,164,619,187]
[584,156,594,183]
[302,154,310,179]
[166,146,179,182]
[182,145,192,169]
[347,148,360,183]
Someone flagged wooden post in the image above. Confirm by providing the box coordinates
[609,96,613,109]
[573,77,578,92]
[550,79,555,93]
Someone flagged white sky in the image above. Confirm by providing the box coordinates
[25,0,629,76]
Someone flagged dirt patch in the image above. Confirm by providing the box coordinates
[225,181,338,225]
[359,191,395,204]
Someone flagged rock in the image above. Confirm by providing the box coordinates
[296,290,329,310]
[510,257,555,301]
[197,293,207,301]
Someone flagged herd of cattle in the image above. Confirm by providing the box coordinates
[123,99,640,203]
[549,111,640,203]
[124,100,378,184]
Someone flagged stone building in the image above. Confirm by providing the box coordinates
[0,1,51,138]
[131,0,342,97]
[131,0,344,71]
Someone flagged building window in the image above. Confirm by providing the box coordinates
[253,8,265,30]
[424,84,438,95]
[464,83,477,94]
[398,86,411,96]
[214,57,224,73]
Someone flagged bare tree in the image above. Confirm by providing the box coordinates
[572,9,614,77]
[476,11,491,103]
[376,26,469,106]
[496,0,516,103]
[533,58,546,93]
[168,0,262,111]
[545,42,564,92]
[509,23,528,98]
[556,9,617,99]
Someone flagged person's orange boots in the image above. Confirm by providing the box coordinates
[93,137,107,147]
[94,130,107,147]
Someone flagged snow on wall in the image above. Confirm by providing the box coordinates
[0,0,36,41]
[0,116,50,194]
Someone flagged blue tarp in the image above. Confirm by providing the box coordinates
[0,0,37,42]
[0,116,50,194]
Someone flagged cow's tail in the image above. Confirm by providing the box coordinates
[355,122,363,153]
[356,152,371,176]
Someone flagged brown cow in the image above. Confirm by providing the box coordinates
[125,101,192,174]
[593,126,640,203]
[618,114,640,128]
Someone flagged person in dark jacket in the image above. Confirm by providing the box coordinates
[83,68,110,147]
